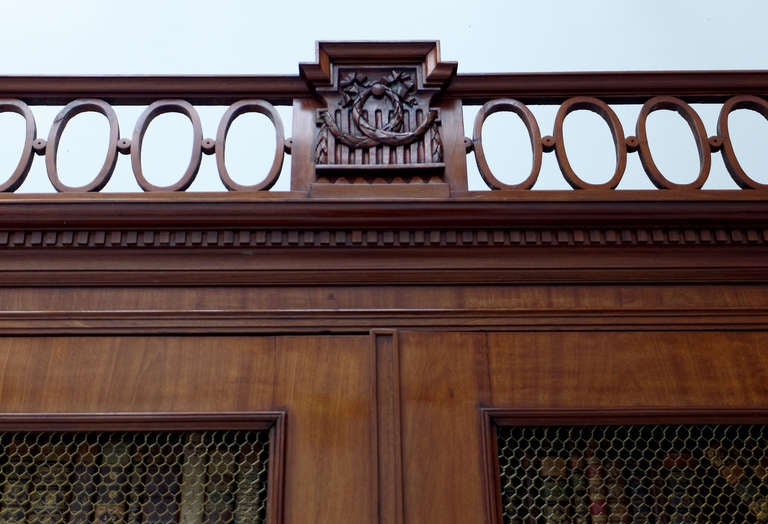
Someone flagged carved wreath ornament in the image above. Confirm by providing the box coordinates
[318,70,438,149]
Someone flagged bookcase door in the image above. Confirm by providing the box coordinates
[2,330,766,523]
[397,330,768,524]
[0,334,375,524]
[485,411,768,523]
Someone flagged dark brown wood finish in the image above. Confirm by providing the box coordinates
[0,411,287,524]
[0,284,765,334]
[274,335,375,524]
[0,411,283,432]
[2,70,768,106]
[481,408,768,524]
[0,76,310,105]
[373,331,404,524]
[487,331,768,408]
[399,331,490,524]
[0,193,765,288]
[0,41,767,523]
[0,335,374,523]
[483,408,768,427]
[396,330,768,523]
[0,192,767,228]
[448,70,768,104]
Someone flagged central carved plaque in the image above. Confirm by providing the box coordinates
[315,67,442,171]
[299,42,456,190]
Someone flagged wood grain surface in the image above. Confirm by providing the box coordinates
[0,334,373,524]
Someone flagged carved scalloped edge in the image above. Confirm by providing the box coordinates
[0,227,766,248]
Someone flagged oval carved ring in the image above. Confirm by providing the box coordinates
[215,100,285,192]
[0,100,36,192]
[131,100,203,192]
[46,99,120,192]
[717,95,768,190]
[472,99,542,190]
[636,96,711,190]
[554,97,627,190]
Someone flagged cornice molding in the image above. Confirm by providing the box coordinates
[0,309,766,335]
[0,225,764,249]
[299,41,457,92]
[0,192,766,230]
[0,194,765,286]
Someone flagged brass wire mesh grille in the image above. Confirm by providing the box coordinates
[0,429,270,523]
[496,424,768,523]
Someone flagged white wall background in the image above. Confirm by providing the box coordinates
[0,0,766,191]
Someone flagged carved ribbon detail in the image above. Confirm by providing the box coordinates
[318,70,437,150]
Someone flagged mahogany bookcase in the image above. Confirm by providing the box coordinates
[0,41,766,523]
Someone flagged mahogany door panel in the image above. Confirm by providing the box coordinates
[0,334,374,524]
[487,331,768,408]
[396,329,768,524]
[0,335,276,412]
[0,330,765,523]
[275,335,375,524]
[398,331,489,524]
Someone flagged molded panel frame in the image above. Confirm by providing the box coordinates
[0,411,286,524]
[480,408,768,524]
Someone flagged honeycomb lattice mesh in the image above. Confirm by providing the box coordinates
[0,429,270,523]
[496,424,768,523]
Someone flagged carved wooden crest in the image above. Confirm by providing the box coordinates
[317,69,439,154]
[300,42,457,190]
